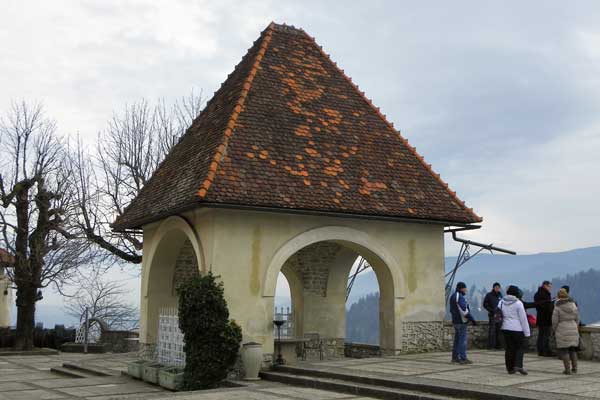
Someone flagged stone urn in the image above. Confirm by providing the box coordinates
[241,342,263,380]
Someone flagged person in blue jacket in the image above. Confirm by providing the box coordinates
[449,281,477,364]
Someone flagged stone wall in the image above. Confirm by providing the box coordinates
[400,321,445,353]
[345,342,382,358]
[579,326,600,361]
[99,330,139,353]
[172,239,199,292]
[442,321,489,351]
[283,242,342,296]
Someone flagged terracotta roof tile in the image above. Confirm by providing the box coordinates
[113,23,482,230]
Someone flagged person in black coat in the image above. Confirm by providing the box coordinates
[483,282,503,349]
[534,281,555,357]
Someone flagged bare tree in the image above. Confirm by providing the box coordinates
[65,266,138,331]
[0,102,92,349]
[71,91,204,265]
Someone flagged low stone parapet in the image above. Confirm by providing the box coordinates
[579,326,600,361]
[344,342,382,358]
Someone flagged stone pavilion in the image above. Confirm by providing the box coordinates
[113,23,482,358]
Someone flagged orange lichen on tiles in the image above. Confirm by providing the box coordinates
[358,178,388,195]
[320,181,328,187]
[324,165,343,176]
[294,125,312,137]
[305,147,319,156]
[252,145,259,150]
[270,160,277,165]
[303,179,311,185]
[333,198,341,204]
[246,152,255,159]
[295,154,304,160]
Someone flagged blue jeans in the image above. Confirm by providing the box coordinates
[453,323,468,361]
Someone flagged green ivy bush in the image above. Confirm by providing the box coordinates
[177,273,242,390]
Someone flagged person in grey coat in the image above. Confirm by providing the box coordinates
[552,288,580,374]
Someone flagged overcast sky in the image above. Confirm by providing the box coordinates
[3,1,600,314]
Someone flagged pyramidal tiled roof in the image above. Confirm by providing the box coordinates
[113,23,481,231]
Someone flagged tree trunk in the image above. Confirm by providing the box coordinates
[14,285,37,350]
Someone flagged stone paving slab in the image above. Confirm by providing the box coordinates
[292,350,600,399]
[0,388,66,399]
[0,353,377,400]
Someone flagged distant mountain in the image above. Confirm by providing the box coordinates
[447,245,600,291]
[346,246,600,300]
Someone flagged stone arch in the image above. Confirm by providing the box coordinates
[143,216,205,297]
[263,226,405,299]
[263,225,406,352]
[140,216,204,344]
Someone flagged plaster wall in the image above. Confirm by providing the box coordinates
[139,208,446,355]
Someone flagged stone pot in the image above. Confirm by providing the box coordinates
[127,360,151,379]
[158,367,184,391]
[241,342,263,380]
[142,363,162,384]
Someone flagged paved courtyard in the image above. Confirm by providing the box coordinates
[294,349,600,399]
[0,352,372,400]
[2,350,600,399]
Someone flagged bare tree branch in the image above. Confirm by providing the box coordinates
[71,91,204,265]
[0,101,92,350]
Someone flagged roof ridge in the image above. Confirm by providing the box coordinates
[197,25,275,199]
[298,28,482,223]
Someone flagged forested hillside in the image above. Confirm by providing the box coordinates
[346,293,379,344]
[346,268,600,344]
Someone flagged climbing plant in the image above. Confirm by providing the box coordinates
[177,273,242,390]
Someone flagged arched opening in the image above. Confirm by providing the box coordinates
[274,272,292,338]
[142,219,203,345]
[265,232,399,356]
[346,257,381,345]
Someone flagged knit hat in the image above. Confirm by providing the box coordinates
[558,288,569,299]
[456,282,467,290]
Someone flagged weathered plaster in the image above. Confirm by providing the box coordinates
[139,208,446,356]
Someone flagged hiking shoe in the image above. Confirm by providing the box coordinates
[516,368,528,375]
[572,368,578,374]
[451,359,460,363]
[563,369,571,375]
[459,359,473,365]
[508,369,517,374]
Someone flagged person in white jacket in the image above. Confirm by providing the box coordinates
[499,285,531,375]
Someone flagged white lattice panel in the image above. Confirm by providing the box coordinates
[158,307,186,368]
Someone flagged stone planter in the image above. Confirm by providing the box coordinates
[142,363,162,384]
[158,367,184,391]
[127,360,151,379]
[241,342,263,380]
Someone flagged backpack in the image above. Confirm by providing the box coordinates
[527,313,537,327]
[493,301,504,324]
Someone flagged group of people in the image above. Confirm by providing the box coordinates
[449,280,581,375]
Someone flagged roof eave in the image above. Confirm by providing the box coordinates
[112,202,482,232]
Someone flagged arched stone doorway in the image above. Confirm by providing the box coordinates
[264,226,404,354]
[140,217,204,349]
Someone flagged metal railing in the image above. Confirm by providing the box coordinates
[274,307,294,338]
